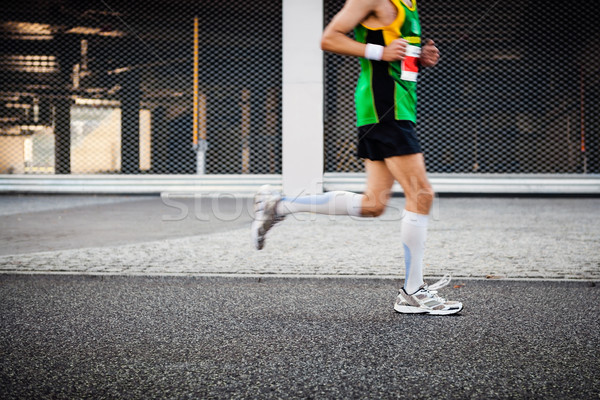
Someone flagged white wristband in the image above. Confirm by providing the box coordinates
[364,43,384,61]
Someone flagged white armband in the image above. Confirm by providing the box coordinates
[364,43,384,61]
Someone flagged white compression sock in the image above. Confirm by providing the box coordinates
[401,210,428,294]
[276,191,364,217]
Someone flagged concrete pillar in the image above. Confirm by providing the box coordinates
[281,0,324,196]
[121,70,141,174]
[151,106,168,174]
[54,34,78,174]
[54,97,71,175]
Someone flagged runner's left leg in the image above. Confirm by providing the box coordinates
[384,153,434,294]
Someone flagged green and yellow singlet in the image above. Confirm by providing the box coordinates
[354,0,422,126]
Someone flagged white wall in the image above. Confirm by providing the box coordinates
[281,0,324,196]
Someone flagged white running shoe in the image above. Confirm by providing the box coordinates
[394,284,463,315]
[251,185,284,250]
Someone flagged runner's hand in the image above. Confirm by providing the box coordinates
[420,39,439,67]
[382,39,408,61]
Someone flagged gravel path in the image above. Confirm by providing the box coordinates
[1,196,598,280]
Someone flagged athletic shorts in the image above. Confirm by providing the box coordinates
[357,120,422,161]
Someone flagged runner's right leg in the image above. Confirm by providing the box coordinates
[251,159,394,250]
[276,191,364,217]
[251,186,365,250]
[276,159,394,218]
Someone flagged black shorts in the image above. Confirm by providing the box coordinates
[357,120,422,161]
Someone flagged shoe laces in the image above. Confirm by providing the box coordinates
[255,190,279,212]
[421,285,447,303]
[428,274,451,291]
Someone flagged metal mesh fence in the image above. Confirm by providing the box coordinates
[0,0,282,175]
[324,0,600,174]
[3,1,599,177]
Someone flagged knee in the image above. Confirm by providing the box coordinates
[360,190,390,217]
[405,183,435,214]
[416,184,435,213]
[420,185,435,202]
[361,202,387,217]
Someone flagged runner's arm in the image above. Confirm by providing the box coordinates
[420,39,440,67]
[321,0,407,62]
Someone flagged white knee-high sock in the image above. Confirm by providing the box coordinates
[401,210,428,294]
[276,191,364,217]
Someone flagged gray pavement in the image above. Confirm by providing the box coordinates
[0,194,252,255]
[0,194,598,279]
[1,274,598,399]
[1,195,599,399]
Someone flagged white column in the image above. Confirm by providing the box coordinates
[282,0,324,196]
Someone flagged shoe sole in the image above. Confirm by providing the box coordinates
[251,220,265,250]
[251,185,274,251]
[394,304,463,315]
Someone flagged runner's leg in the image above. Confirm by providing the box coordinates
[360,159,395,217]
[276,158,394,218]
[384,153,434,294]
[252,159,395,250]
[276,191,365,217]
[383,153,434,215]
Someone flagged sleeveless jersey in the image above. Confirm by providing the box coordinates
[354,0,422,126]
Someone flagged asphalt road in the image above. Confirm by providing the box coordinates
[1,274,598,399]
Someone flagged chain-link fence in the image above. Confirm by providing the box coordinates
[0,0,282,175]
[2,1,599,177]
[324,0,600,174]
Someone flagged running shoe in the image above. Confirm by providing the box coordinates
[394,284,463,315]
[251,185,284,250]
